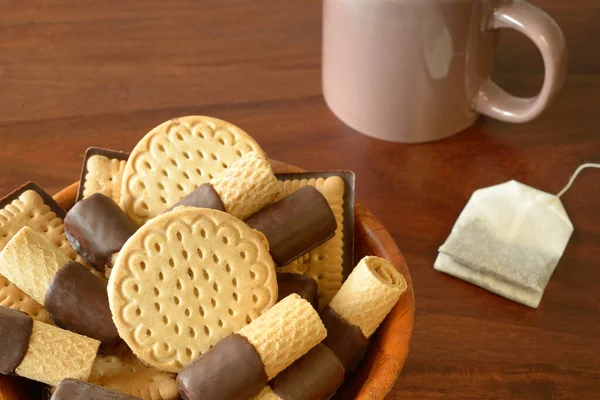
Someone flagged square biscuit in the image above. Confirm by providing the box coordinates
[0,182,78,323]
[76,147,130,204]
[275,172,354,309]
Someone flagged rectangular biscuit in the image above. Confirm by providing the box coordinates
[89,343,178,400]
[76,147,130,204]
[274,172,354,309]
[0,182,77,323]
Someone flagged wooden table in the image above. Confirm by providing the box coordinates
[1,1,599,398]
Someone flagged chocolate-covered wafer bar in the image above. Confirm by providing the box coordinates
[0,307,33,375]
[246,186,337,266]
[177,294,327,400]
[167,152,279,219]
[0,306,100,386]
[0,227,119,349]
[45,261,120,350]
[52,378,141,400]
[321,256,406,372]
[76,147,130,204]
[65,193,138,272]
[277,273,318,309]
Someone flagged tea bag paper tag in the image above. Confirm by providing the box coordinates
[434,164,599,308]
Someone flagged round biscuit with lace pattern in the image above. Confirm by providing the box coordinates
[107,207,278,373]
[120,116,264,225]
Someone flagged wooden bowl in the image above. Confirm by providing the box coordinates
[1,160,415,400]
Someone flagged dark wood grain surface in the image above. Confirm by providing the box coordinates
[1,0,599,398]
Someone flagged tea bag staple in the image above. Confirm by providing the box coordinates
[434,164,600,308]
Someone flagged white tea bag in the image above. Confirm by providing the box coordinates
[434,164,599,308]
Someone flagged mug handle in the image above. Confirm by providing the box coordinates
[473,0,567,123]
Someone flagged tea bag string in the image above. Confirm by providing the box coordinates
[557,163,600,198]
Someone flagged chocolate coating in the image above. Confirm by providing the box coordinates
[277,273,318,309]
[51,378,140,399]
[64,193,137,272]
[320,306,369,373]
[45,261,119,351]
[271,344,345,400]
[166,183,225,212]
[246,186,337,266]
[177,334,267,400]
[0,306,33,374]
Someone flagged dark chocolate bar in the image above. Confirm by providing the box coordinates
[0,307,33,374]
[277,273,318,309]
[270,344,345,400]
[76,147,130,203]
[320,306,369,373]
[177,334,267,400]
[275,171,355,279]
[246,186,337,266]
[51,378,141,399]
[166,183,225,212]
[45,261,119,351]
[0,182,66,220]
[64,193,138,272]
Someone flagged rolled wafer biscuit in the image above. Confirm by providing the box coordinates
[238,294,327,379]
[0,307,100,386]
[0,227,119,348]
[120,116,264,225]
[209,152,280,220]
[167,152,279,219]
[176,295,326,400]
[76,147,130,204]
[327,256,406,338]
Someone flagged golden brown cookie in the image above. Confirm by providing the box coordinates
[108,207,277,372]
[276,174,354,308]
[89,343,178,400]
[120,116,264,225]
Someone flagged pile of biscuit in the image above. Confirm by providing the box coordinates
[0,116,408,400]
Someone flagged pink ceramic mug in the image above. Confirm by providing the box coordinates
[322,0,567,143]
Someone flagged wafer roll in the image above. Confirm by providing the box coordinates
[52,379,141,400]
[176,295,326,400]
[328,256,406,338]
[0,227,70,305]
[210,152,280,220]
[239,294,327,379]
[0,307,100,386]
[0,227,119,348]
